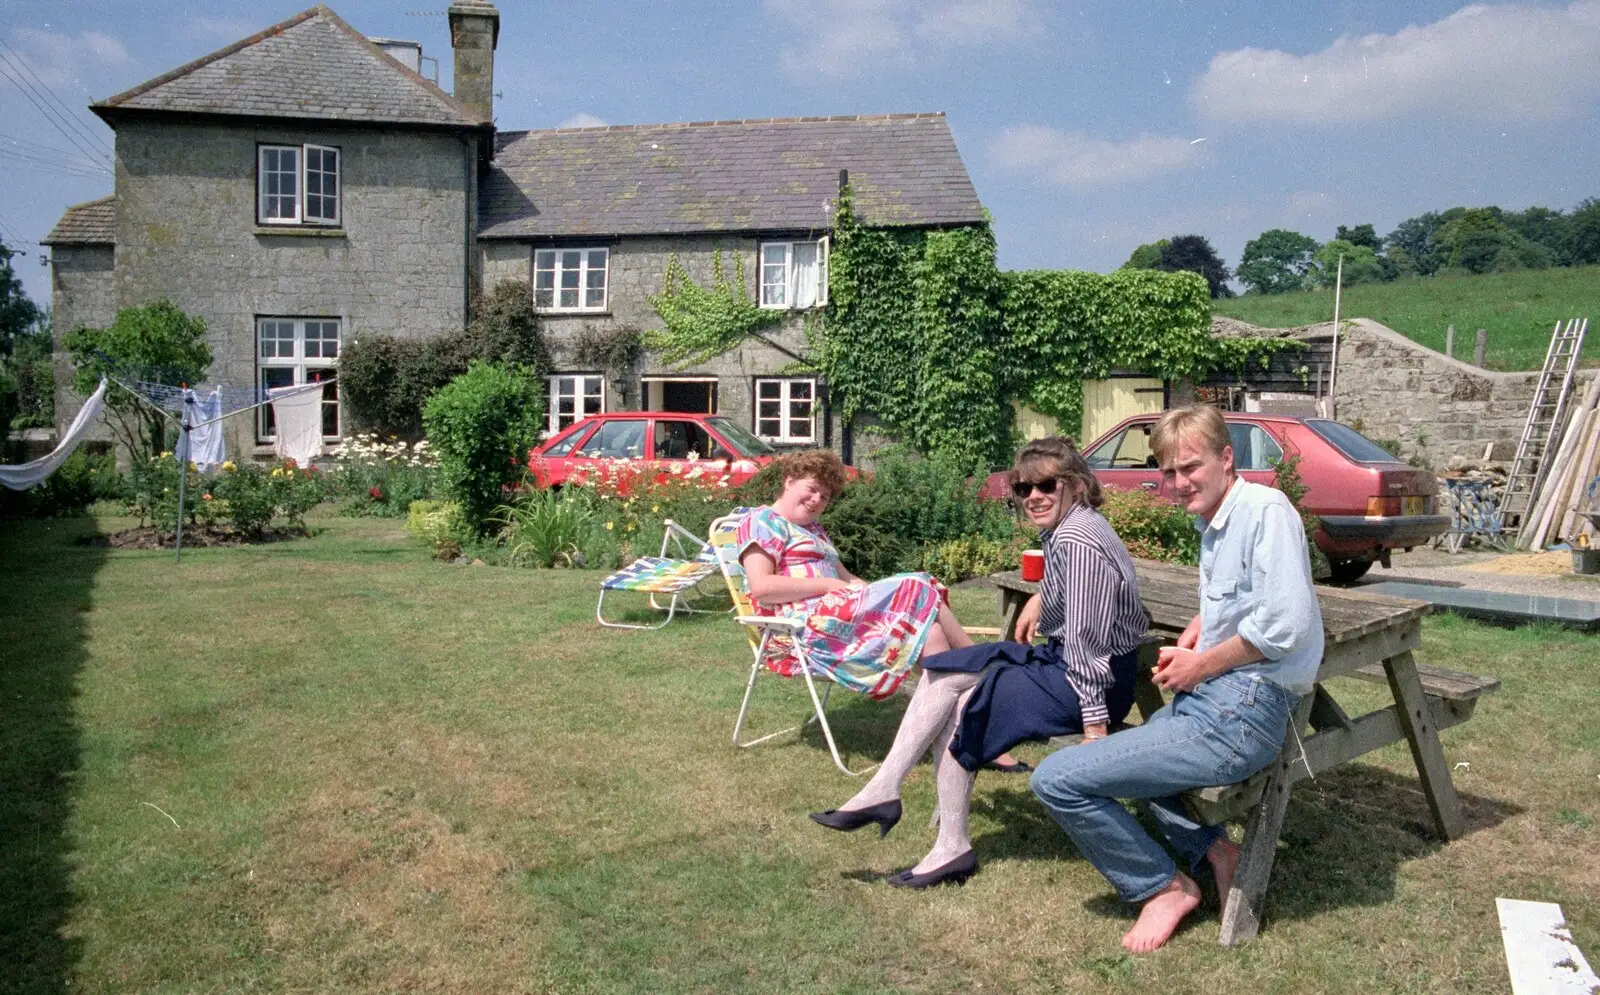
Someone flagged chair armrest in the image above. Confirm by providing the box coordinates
[736,615,804,631]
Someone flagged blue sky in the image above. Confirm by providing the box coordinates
[4,0,1599,309]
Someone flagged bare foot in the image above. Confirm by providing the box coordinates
[1122,873,1202,953]
[1207,837,1241,905]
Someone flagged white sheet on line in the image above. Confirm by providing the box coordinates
[268,383,326,466]
[0,379,108,491]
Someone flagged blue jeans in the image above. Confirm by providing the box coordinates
[1029,672,1296,903]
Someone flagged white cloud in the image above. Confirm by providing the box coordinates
[1190,0,1600,124]
[7,27,130,87]
[989,125,1205,188]
[558,113,608,129]
[766,0,1040,74]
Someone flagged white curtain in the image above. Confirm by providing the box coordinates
[791,241,819,308]
[0,379,107,491]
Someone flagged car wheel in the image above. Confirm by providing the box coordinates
[1327,558,1373,585]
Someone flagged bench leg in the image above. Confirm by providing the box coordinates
[1384,650,1466,841]
[1219,693,1315,946]
[998,589,1026,642]
[1133,642,1166,721]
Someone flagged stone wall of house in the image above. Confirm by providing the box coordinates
[103,119,478,457]
[483,234,842,451]
[1304,318,1594,467]
[48,244,118,438]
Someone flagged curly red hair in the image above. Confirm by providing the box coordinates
[777,449,848,501]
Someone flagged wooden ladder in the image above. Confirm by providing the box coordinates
[1503,318,1589,536]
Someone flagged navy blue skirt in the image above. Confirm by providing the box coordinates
[922,639,1140,772]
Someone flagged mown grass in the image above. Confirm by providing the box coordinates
[1213,265,1600,371]
[2,512,1596,993]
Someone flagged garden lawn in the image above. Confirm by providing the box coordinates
[2,512,1596,994]
[1212,265,1600,371]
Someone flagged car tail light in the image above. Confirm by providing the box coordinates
[1366,495,1435,516]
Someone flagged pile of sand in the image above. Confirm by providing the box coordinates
[1465,551,1575,576]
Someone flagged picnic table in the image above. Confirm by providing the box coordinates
[992,561,1500,946]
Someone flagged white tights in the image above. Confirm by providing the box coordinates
[841,666,991,873]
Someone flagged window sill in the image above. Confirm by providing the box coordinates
[757,305,827,312]
[254,226,347,238]
[538,310,613,318]
[252,441,342,456]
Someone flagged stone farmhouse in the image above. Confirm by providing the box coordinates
[43,1,984,459]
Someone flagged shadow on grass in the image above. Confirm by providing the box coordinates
[959,761,1520,933]
[0,516,107,994]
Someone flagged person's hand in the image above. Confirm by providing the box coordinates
[824,577,861,595]
[1153,646,1211,693]
[1082,722,1109,741]
[1176,615,1201,651]
[1014,594,1043,644]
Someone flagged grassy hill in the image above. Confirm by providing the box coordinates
[1212,265,1600,371]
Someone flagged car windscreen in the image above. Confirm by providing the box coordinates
[707,417,777,456]
[1305,419,1403,463]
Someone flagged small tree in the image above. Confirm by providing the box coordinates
[63,300,212,459]
[422,361,545,530]
[1237,229,1320,295]
[1567,197,1600,266]
[1119,239,1168,271]
[1156,234,1233,299]
[1313,240,1386,287]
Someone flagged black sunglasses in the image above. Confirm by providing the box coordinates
[1011,477,1062,500]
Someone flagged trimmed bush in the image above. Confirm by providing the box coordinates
[1099,488,1199,564]
[422,362,545,529]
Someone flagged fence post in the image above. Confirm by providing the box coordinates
[1475,328,1487,367]
[1445,325,1454,359]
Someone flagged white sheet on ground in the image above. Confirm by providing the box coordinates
[0,379,108,491]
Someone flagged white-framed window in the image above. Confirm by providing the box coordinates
[546,373,605,436]
[754,377,816,443]
[759,238,828,309]
[257,317,340,440]
[534,248,609,312]
[258,143,341,225]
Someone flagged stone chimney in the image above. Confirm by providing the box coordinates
[448,0,499,124]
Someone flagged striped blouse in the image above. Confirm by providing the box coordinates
[1037,502,1151,726]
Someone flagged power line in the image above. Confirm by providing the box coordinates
[0,145,112,179]
[0,56,113,171]
[0,36,113,160]
[0,129,107,163]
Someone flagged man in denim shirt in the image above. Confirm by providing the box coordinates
[1031,404,1323,953]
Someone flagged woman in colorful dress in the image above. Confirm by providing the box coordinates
[809,437,1149,889]
[737,450,974,702]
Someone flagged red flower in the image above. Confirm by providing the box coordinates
[369,486,384,500]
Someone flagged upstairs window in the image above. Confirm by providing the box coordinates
[535,248,609,312]
[760,238,827,309]
[258,144,341,226]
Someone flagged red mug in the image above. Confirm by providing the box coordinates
[1020,549,1045,582]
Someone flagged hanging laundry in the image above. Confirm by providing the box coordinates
[0,379,108,491]
[268,383,326,466]
[175,388,227,472]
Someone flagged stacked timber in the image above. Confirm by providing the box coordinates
[1517,373,1600,550]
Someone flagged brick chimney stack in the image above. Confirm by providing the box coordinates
[448,0,499,124]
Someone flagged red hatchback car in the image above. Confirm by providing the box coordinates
[528,412,779,489]
[988,413,1448,584]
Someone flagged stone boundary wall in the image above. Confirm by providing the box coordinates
[1296,318,1594,468]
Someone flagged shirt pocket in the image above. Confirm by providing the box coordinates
[1203,576,1238,604]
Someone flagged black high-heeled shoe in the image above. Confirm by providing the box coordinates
[807,799,902,838]
[885,849,978,889]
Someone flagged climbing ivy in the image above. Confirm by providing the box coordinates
[644,252,784,367]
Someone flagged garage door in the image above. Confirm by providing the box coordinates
[1081,377,1166,447]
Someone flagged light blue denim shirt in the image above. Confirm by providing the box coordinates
[1196,478,1325,695]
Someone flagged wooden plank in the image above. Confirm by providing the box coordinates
[1346,662,1502,701]
[1384,650,1467,840]
[1218,693,1317,946]
[1497,898,1600,994]
[1315,619,1423,681]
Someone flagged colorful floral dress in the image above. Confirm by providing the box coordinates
[735,506,948,699]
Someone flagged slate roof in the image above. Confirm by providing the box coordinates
[477,113,984,239]
[92,5,483,128]
[42,197,115,245]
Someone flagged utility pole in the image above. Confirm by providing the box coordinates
[1326,254,1344,418]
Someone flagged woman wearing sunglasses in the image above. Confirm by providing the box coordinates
[809,436,1149,888]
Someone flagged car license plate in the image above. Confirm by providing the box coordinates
[1402,496,1426,516]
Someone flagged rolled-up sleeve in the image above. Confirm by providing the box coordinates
[1235,502,1321,661]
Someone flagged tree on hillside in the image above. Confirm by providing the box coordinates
[1434,208,1549,274]
[1120,239,1168,270]
[1385,212,1444,276]
[64,300,212,459]
[1237,229,1320,294]
[1313,240,1385,287]
[1503,206,1570,264]
[1568,198,1600,266]
[1335,224,1383,252]
[1156,234,1233,298]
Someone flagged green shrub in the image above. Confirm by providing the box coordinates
[1099,488,1200,565]
[206,460,323,536]
[0,448,120,518]
[422,362,546,530]
[406,499,473,559]
[324,433,440,517]
[126,453,193,532]
[919,533,1032,584]
[495,488,595,567]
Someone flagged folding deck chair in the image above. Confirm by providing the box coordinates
[708,510,878,776]
[595,519,724,630]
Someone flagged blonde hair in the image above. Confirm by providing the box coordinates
[777,449,848,500]
[1009,436,1103,509]
[1151,404,1230,464]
